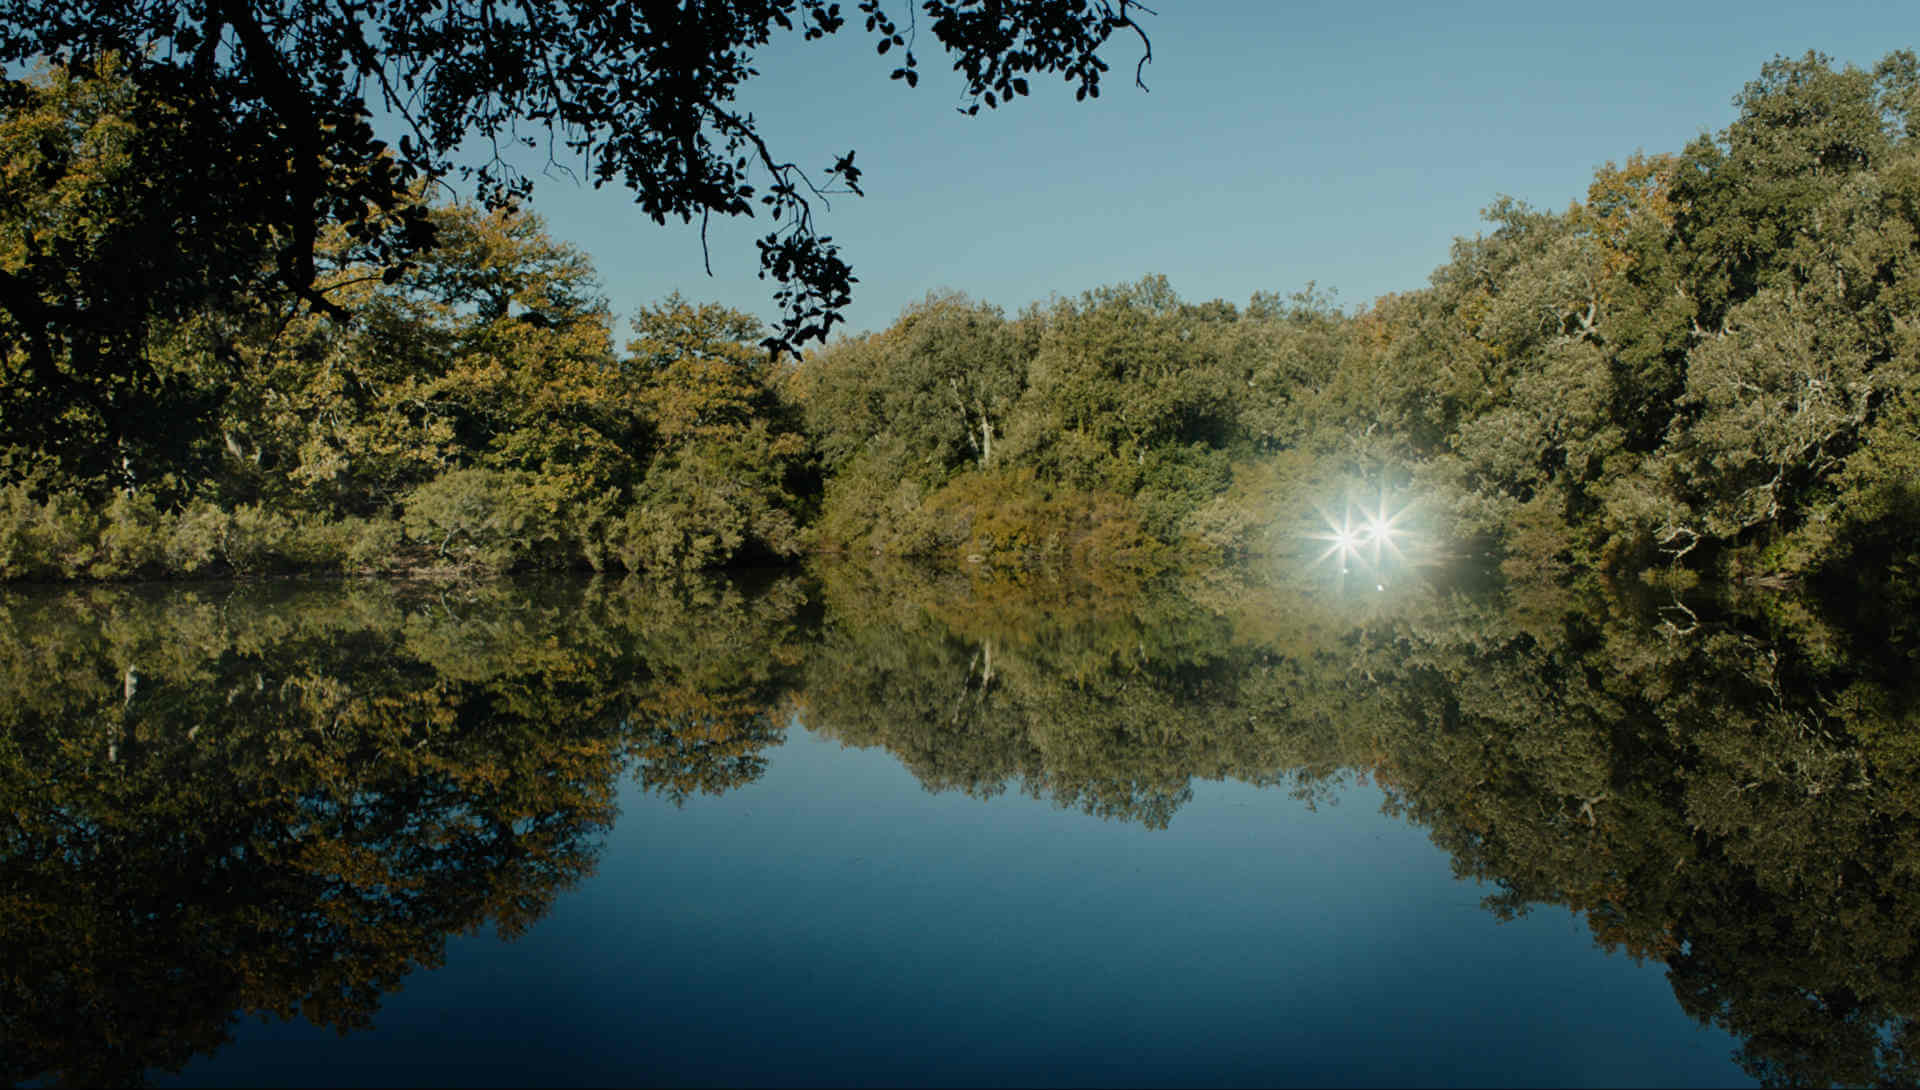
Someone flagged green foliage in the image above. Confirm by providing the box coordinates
[1,0,1147,358]
[615,445,797,572]
[93,490,166,577]
[792,291,1028,505]
[620,297,811,569]
[162,501,227,576]
[1180,448,1341,560]
[1342,50,1920,583]
[908,467,1166,573]
[795,277,1344,572]
[0,483,405,580]
[808,434,925,554]
[10,49,1920,593]
[0,483,96,579]
[0,78,814,581]
[631,295,784,445]
[0,57,256,493]
[342,515,409,573]
[400,469,552,572]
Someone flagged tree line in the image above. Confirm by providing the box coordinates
[3,49,1918,585]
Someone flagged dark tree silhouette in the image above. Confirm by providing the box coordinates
[0,0,1152,359]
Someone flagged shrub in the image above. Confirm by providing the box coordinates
[165,502,229,575]
[401,468,553,571]
[221,504,295,573]
[343,515,409,572]
[0,486,99,580]
[913,468,1164,573]
[93,491,167,578]
[279,513,355,570]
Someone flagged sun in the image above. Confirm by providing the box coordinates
[1308,488,1414,577]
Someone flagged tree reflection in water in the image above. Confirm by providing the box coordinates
[0,575,806,1086]
[798,560,1920,1088]
[3,563,1918,1086]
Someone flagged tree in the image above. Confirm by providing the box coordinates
[797,291,1025,475]
[210,200,628,517]
[0,58,257,491]
[0,0,1152,375]
[618,296,812,568]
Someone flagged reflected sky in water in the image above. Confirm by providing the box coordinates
[162,723,1745,1088]
[19,563,1904,1086]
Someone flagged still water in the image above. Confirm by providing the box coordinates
[155,730,1737,1088]
[7,563,1915,1086]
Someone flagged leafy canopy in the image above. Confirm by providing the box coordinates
[0,0,1152,354]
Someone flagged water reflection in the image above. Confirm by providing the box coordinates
[2,565,1918,1086]
[0,576,802,1086]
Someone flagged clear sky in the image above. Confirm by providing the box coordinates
[507,0,1917,339]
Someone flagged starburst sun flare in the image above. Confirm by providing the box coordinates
[1309,492,1414,575]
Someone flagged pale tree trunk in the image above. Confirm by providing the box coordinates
[110,664,139,764]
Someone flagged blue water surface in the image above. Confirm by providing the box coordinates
[163,724,1749,1088]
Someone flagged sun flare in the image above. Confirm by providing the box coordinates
[1309,490,1415,576]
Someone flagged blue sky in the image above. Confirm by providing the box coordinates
[510,1,1917,339]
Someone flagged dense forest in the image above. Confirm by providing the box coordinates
[4,49,1918,585]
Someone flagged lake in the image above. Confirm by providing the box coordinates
[5,562,1914,1087]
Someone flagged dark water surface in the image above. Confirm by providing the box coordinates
[7,564,1916,1086]
[159,731,1738,1088]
